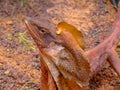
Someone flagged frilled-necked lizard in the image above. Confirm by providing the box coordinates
[24,1,120,90]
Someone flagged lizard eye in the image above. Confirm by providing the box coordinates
[31,23,48,34]
[39,27,48,34]
[40,29,46,33]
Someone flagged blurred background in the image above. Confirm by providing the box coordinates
[0,0,119,90]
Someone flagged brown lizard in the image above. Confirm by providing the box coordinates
[25,18,90,90]
[24,1,120,89]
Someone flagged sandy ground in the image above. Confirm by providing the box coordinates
[0,0,120,90]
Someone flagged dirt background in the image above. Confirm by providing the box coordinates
[0,0,120,90]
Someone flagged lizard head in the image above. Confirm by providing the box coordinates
[24,17,57,48]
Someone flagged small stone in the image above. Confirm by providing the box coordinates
[0,63,2,66]
[6,49,10,52]
[6,20,13,25]
[4,70,10,74]
[114,72,118,77]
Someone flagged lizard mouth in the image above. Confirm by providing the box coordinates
[24,17,44,47]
